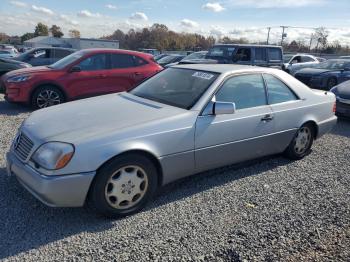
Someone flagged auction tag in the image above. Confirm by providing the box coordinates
[192,72,214,80]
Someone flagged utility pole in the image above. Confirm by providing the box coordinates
[266,27,271,44]
[280,26,288,46]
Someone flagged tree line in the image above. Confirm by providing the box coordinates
[1,23,350,54]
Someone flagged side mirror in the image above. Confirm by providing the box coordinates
[214,101,236,115]
[69,66,81,73]
[290,60,298,64]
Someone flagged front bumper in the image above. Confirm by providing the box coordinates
[6,151,96,207]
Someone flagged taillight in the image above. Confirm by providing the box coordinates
[333,102,336,113]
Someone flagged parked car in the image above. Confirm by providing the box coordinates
[294,59,350,90]
[0,49,18,59]
[153,54,168,61]
[12,47,75,66]
[0,58,31,93]
[164,51,208,68]
[206,44,283,68]
[2,49,162,108]
[6,64,337,217]
[330,80,350,117]
[157,54,186,67]
[283,54,320,75]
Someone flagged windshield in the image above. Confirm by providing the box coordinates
[183,52,207,60]
[207,46,236,57]
[157,55,180,64]
[130,68,219,109]
[48,51,84,69]
[283,55,293,63]
[315,60,350,70]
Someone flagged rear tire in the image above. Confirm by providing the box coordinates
[88,154,158,218]
[31,86,65,109]
[284,123,315,160]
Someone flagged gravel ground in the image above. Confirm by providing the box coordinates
[0,94,350,262]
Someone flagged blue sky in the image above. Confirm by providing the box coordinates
[1,0,350,44]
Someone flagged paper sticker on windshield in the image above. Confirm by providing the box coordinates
[192,72,214,80]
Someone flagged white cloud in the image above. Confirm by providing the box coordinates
[227,0,326,8]
[9,1,27,8]
[77,10,101,18]
[31,5,54,15]
[129,12,148,21]
[202,2,225,12]
[105,4,117,10]
[210,25,226,36]
[59,15,79,26]
[180,19,199,28]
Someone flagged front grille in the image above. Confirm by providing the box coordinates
[295,75,312,85]
[14,132,34,161]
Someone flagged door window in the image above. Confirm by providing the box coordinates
[215,74,267,110]
[254,48,267,62]
[53,49,73,59]
[301,56,315,62]
[234,48,251,62]
[134,56,148,66]
[110,53,135,68]
[78,54,108,71]
[263,74,298,104]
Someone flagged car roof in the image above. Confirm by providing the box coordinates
[174,64,264,73]
[78,48,154,59]
[212,44,282,48]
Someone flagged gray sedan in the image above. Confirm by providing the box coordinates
[6,64,337,217]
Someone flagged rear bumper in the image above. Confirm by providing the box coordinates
[317,115,337,138]
[6,151,95,207]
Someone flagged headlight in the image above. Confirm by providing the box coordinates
[31,142,75,170]
[7,75,31,83]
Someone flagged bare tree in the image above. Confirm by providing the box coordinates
[314,27,329,51]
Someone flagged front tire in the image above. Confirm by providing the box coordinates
[31,86,65,109]
[284,124,315,160]
[88,154,158,218]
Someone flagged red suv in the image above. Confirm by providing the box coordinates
[2,49,162,108]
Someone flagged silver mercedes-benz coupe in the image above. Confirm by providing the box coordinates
[6,64,337,217]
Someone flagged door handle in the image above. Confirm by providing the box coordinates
[134,72,142,76]
[98,74,107,78]
[261,114,274,122]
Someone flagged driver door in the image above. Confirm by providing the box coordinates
[195,74,275,172]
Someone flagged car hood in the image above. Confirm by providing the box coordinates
[295,68,339,75]
[5,66,52,77]
[0,58,29,65]
[22,92,189,144]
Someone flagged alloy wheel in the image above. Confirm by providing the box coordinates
[36,89,62,108]
[104,165,149,210]
[294,127,312,155]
